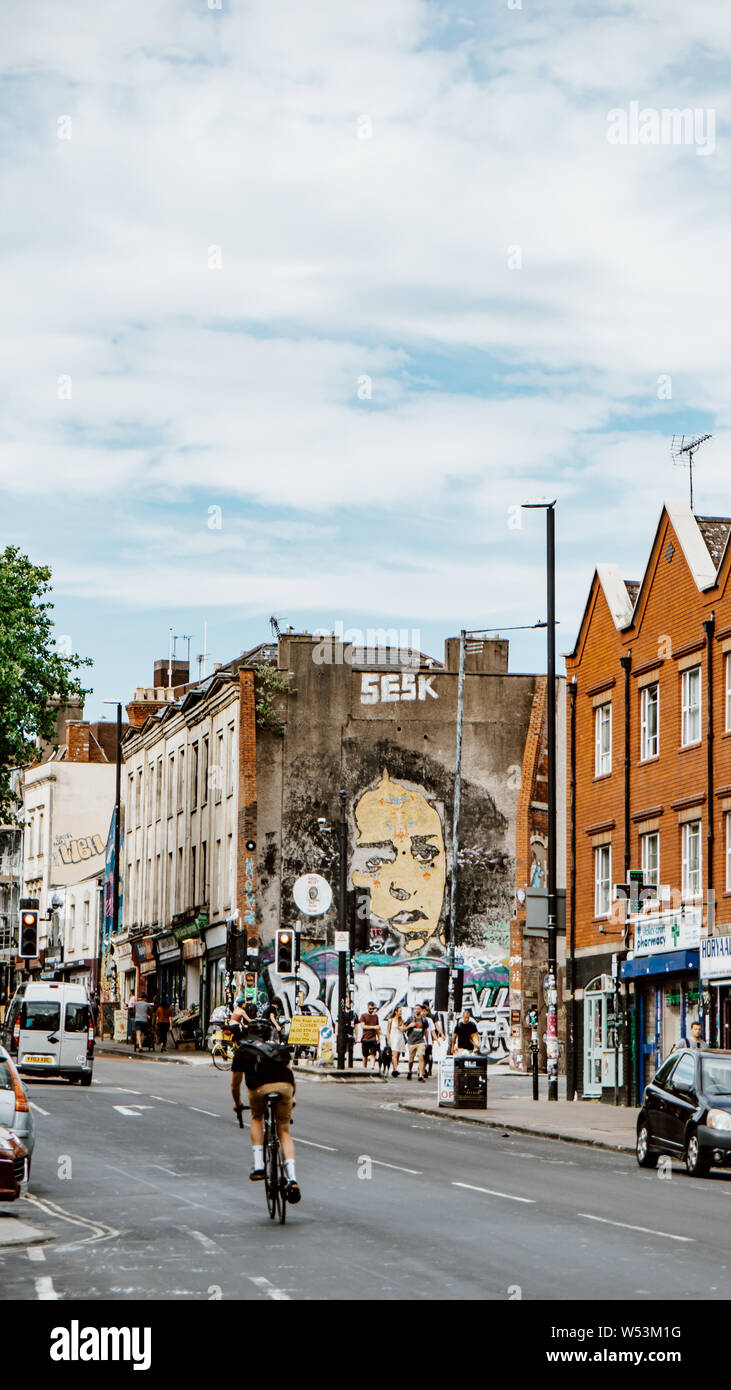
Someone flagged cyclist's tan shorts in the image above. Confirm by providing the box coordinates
[247,1080,294,1122]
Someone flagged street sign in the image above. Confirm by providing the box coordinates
[288,1015,323,1046]
[633,909,702,956]
[293,873,333,917]
[334,930,349,952]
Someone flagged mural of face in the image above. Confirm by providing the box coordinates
[351,772,446,955]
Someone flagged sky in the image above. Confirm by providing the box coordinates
[1,0,730,718]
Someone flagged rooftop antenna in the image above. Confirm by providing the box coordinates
[270,616,282,639]
[171,633,192,667]
[672,433,712,512]
[196,621,209,679]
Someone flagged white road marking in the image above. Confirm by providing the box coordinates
[149,1164,183,1177]
[27,1247,46,1261]
[249,1275,291,1302]
[29,1101,50,1115]
[452,1181,535,1204]
[578,1213,694,1243]
[112,1104,154,1116]
[372,1158,422,1174]
[296,1138,338,1152]
[35,1275,58,1300]
[189,1107,220,1117]
[149,1095,178,1104]
[185,1228,218,1252]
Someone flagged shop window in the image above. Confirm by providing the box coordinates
[681,666,701,746]
[594,843,611,917]
[681,820,702,900]
[640,684,659,760]
[595,703,611,776]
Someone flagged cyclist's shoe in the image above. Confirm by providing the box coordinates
[285,1180,301,1204]
[249,1165,265,1182]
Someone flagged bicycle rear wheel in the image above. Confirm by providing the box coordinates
[264,1120,278,1220]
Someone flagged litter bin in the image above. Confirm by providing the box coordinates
[453,1054,487,1109]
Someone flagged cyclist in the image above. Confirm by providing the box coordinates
[231,1019,301,1204]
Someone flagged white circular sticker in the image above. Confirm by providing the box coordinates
[293,873,333,917]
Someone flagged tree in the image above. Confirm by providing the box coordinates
[0,547,91,821]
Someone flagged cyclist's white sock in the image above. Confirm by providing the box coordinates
[252,1145,264,1168]
[284,1159,296,1182]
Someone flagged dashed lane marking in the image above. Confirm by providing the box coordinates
[578,1213,694,1243]
[27,1247,46,1262]
[149,1095,178,1104]
[371,1159,422,1175]
[189,1107,220,1117]
[184,1228,218,1252]
[296,1138,338,1152]
[452,1182,535,1204]
[29,1101,50,1115]
[35,1276,59,1300]
[249,1275,291,1301]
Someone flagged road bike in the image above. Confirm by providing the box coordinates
[237,1093,290,1223]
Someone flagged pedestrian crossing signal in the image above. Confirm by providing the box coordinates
[275,929,294,974]
[20,909,38,957]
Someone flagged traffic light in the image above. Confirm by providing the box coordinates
[452,967,464,1014]
[19,909,38,958]
[226,926,247,973]
[434,966,448,1013]
[275,929,294,974]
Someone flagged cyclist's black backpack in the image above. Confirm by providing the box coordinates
[235,1037,292,1081]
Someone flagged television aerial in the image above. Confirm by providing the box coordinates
[671,433,712,512]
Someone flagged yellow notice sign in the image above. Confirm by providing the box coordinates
[288,1015,324,1046]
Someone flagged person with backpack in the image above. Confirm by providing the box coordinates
[230,1019,301,1204]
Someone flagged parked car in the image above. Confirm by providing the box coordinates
[0,1045,35,1162]
[0,1124,28,1201]
[2,980,94,1085]
[637,1048,731,1177]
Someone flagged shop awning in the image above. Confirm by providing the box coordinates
[621,948,699,980]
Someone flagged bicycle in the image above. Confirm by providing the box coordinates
[210,1026,236,1071]
[237,1092,289,1223]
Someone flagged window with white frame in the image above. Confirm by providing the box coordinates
[681,819,702,899]
[640,684,659,760]
[641,831,659,887]
[726,654,731,733]
[681,666,701,746]
[594,843,611,917]
[595,703,612,776]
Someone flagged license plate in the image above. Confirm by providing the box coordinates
[23,1054,54,1064]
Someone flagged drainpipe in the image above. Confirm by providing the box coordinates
[567,677,577,1100]
[619,654,632,1105]
[703,613,715,1042]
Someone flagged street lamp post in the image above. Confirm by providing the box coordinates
[336,789,348,1071]
[103,701,123,1003]
[522,499,559,1102]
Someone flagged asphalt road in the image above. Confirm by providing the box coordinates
[3,1054,731,1301]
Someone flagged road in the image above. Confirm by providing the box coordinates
[3,1054,731,1301]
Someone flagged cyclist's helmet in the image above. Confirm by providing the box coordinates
[247,1018,273,1041]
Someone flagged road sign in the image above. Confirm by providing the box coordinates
[288,1015,323,1046]
[293,873,333,917]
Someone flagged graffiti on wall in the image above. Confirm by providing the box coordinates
[351,772,446,957]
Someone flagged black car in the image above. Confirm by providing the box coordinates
[637,1048,731,1177]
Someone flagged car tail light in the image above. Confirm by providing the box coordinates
[8,1060,29,1113]
[87,1019,95,1054]
[12,1018,20,1049]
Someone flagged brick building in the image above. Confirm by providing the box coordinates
[566,499,731,1103]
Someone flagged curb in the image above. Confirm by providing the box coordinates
[397,1102,635,1155]
[95,1045,193,1066]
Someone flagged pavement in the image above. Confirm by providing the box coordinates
[3,1052,731,1301]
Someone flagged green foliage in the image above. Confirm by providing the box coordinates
[0,547,91,821]
[253,663,289,734]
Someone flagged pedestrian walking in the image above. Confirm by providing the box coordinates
[359,1001,381,1071]
[155,998,172,1051]
[405,1005,428,1081]
[420,1002,444,1077]
[335,994,358,1067]
[451,1008,480,1056]
[127,992,137,1045]
[386,1006,406,1077]
[133,995,154,1052]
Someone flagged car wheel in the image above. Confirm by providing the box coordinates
[79,1072,93,1088]
[636,1124,658,1168]
[685,1131,710,1178]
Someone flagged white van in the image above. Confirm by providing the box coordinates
[3,981,94,1085]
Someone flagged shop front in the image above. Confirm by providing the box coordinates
[156,934,184,1009]
[133,935,158,1002]
[700,934,731,1049]
[202,923,229,1029]
[109,934,136,1004]
[582,974,624,1098]
[622,934,701,1095]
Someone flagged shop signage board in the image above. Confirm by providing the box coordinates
[700,934,731,980]
[633,910,702,956]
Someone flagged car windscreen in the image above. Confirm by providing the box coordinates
[0,1061,15,1091]
[20,1001,61,1032]
[701,1058,731,1096]
[64,1003,89,1033]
